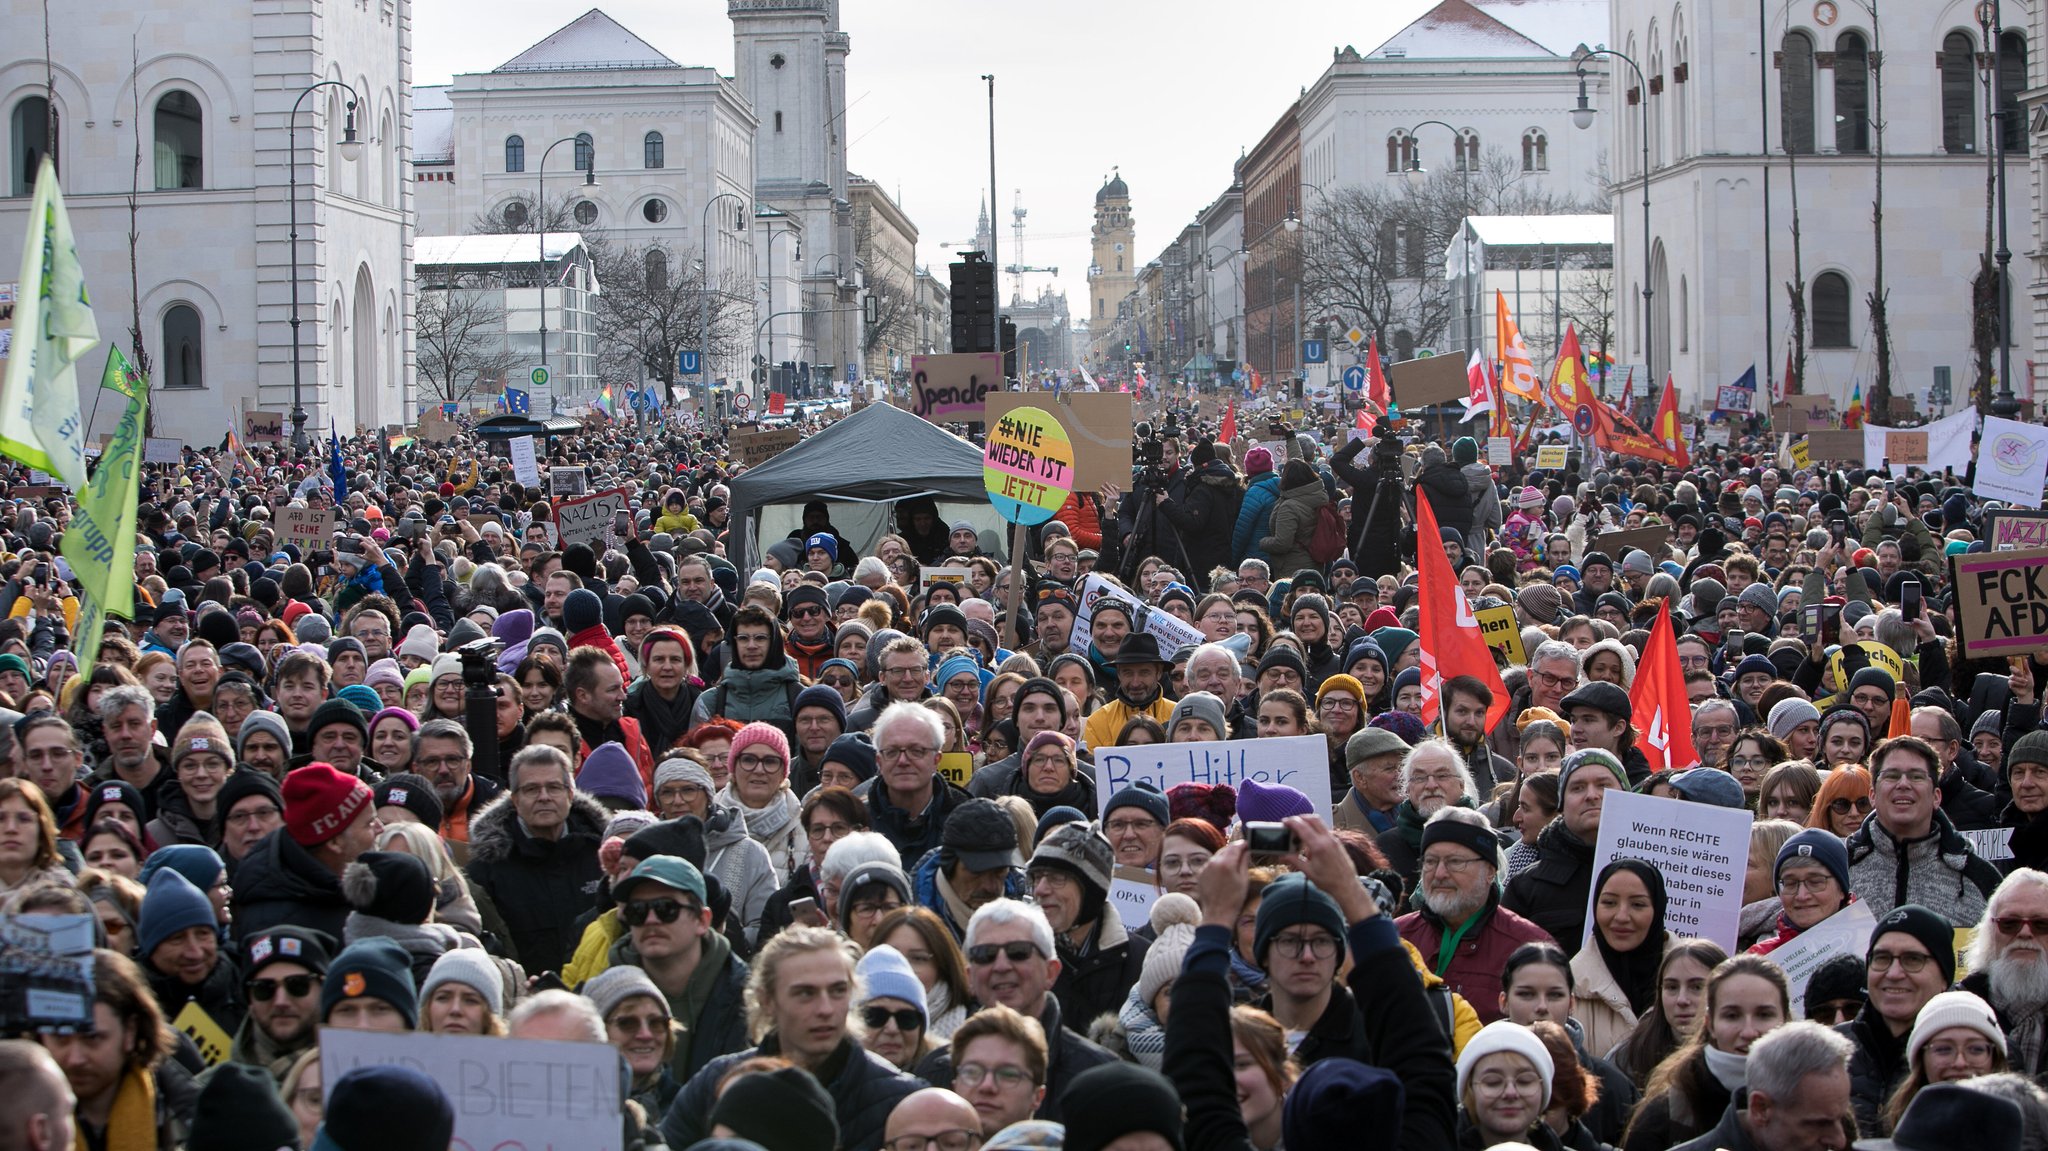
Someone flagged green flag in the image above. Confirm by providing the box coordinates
[61,347,147,671]
[1,158,95,490]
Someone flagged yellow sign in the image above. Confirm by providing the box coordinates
[937,752,975,788]
[1535,445,1569,470]
[1790,437,1811,469]
[1475,604,1527,665]
[173,1001,232,1067]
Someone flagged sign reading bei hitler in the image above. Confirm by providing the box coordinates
[1949,545,2048,659]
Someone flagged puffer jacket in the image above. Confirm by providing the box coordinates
[1160,459,1242,580]
[1501,816,1599,958]
[664,1036,922,1151]
[1416,459,1475,537]
[1230,471,1281,565]
[1842,807,2001,925]
[464,790,610,974]
[231,829,352,943]
[1260,477,1330,582]
[701,804,779,944]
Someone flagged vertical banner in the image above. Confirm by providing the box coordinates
[61,348,148,672]
[1,159,94,489]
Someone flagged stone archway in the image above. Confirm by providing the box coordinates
[351,264,376,432]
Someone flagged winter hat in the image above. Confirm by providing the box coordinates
[1368,709,1428,745]
[819,732,878,783]
[728,722,790,773]
[365,658,404,692]
[342,850,436,925]
[1517,583,1565,625]
[1805,952,1867,1014]
[1456,1020,1556,1110]
[1244,446,1275,475]
[1168,782,1237,832]
[1370,627,1418,669]
[1166,691,1229,741]
[84,779,150,828]
[1559,681,1632,722]
[293,614,332,645]
[785,584,831,617]
[140,844,226,893]
[1768,698,1823,742]
[316,1065,453,1151]
[653,757,716,796]
[577,742,648,808]
[1870,904,1958,987]
[1316,674,1366,708]
[187,1062,302,1151]
[397,623,441,664]
[1452,437,1479,466]
[1905,990,2007,1067]
[2008,730,2048,772]
[419,948,504,1019]
[1105,781,1171,828]
[855,944,928,1021]
[306,697,370,745]
[836,860,913,927]
[793,684,848,729]
[335,684,384,717]
[1558,748,1629,794]
[1849,666,1897,699]
[371,773,444,829]
[1254,872,1348,966]
[171,713,233,768]
[1237,778,1314,824]
[1620,549,1656,576]
[320,937,420,1029]
[1137,892,1203,1006]
[282,762,374,846]
[1030,820,1113,896]
[245,926,335,978]
[1034,806,1089,841]
[709,1065,839,1151]
[139,868,219,957]
[582,964,665,1022]
[1739,582,1780,618]
[1669,768,1748,810]
[1775,827,1853,894]
[562,588,605,635]
[1014,677,1069,726]
[1733,655,1779,683]
[1974,710,2008,740]
[1062,1063,1185,1151]
[1284,1058,1407,1150]
[1419,812,1504,870]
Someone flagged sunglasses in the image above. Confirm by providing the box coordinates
[1828,797,1873,817]
[247,974,321,1000]
[1806,999,1860,1025]
[862,1006,924,1032]
[966,941,1044,966]
[622,898,700,927]
[1995,916,2048,938]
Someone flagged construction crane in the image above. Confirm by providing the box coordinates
[1005,190,1058,278]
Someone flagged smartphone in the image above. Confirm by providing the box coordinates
[1820,605,1841,642]
[789,896,827,928]
[1244,821,1295,859]
[1802,603,1823,639]
[614,510,632,535]
[1901,580,1922,622]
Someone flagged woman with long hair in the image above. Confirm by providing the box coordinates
[1809,767,1874,837]
[1881,990,2010,1135]
[1529,1019,1607,1151]
[0,779,69,896]
[1611,939,1729,1091]
[1724,728,1787,804]
[871,906,973,1039]
[1758,760,1823,824]
[1571,859,1675,1056]
[1621,954,1790,1151]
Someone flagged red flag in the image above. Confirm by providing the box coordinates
[1415,489,1510,734]
[1630,601,1702,773]
[1219,401,1236,445]
[1652,374,1691,467]
[1546,324,1589,413]
[1366,335,1391,411]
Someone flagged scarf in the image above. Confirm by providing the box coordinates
[935,864,978,934]
[627,678,699,759]
[2001,992,2048,1077]
[79,1063,159,1151]
[1703,1045,1749,1091]
[717,784,799,879]
[1592,859,1669,1016]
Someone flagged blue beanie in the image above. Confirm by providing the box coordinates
[321,937,420,1029]
[1253,872,1349,967]
[794,683,849,728]
[821,731,879,783]
[335,683,384,717]
[1285,1058,1407,1149]
[139,868,218,957]
[856,944,929,1021]
[1105,781,1171,827]
[933,653,982,698]
[1776,827,1852,895]
[576,742,647,808]
[140,844,226,893]
[1392,666,1422,695]
[806,532,839,561]
[1035,805,1089,842]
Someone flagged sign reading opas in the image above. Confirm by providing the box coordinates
[553,487,629,551]
[983,405,1074,527]
[1949,545,2048,659]
[1069,573,1204,659]
[1584,789,1751,954]
[321,1029,622,1151]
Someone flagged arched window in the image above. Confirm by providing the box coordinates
[574,200,598,226]
[1455,130,1480,172]
[153,90,203,190]
[645,250,669,293]
[1386,130,1416,175]
[1834,32,1870,154]
[1812,271,1853,347]
[501,200,528,230]
[10,96,53,196]
[1942,31,1977,154]
[505,135,525,173]
[574,132,593,172]
[380,108,394,205]
[644,131,664,169]
[1780,31,1816,154]
[1521,129,1548,172]
[162,304,203,388]
[2001,31,2029,153]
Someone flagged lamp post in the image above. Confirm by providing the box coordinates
[700,191,747,389]
[1404,119,1479,358]
[1982,0,2019,418]
[1570,46,1653,389]
[813,252,849,391]
[286,80,363,455]
[537,136,598,415]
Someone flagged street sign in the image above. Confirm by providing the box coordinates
[846,362,860,385]
[1345,326,1367,347]
[530,366,550,389]
[677,350,702,376]
[1342,364,1367,392]
[1302,339,1327,365]
[733,391,752,413]
[1573,404,1596,436]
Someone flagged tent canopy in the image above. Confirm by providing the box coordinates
[727,403,1001,572]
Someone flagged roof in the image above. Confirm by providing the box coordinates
[413,85,453,164]
[415,232,589,267]
[1473,0,1609,57]
[1096,169,1128,204]
[1464,214,1616,247]
[497,8,680,72]
[1371,0,1555,59]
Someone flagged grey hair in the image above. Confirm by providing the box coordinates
[1529,640,1581,674]
[965,897,1056,959]
[821,831,903,888]
[506,743,573,792]
[1969,868,2048,972]
[852,556,889,584]
[414,717,473,757]
[1644,572,1681,602]
[874,700,946,753]
[1745,1021,1853,1107]
[507,989,606,1043]
[1188,643,1240,678]
[1961,1074,2048,1151]
[1399,738,1476,803]
[1873,608,1914,658]
[1238,558,1269,579]
[96,685,156,725]
[1693,699,1738,728]
[1424,805,1502,872]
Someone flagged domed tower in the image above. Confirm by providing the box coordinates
[1088,169,1136,357]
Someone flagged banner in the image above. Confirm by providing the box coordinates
[1867,408,1975,476]
[1585,789,1751,953]
[1769,900,1878,1017]
[1093,735,1332,823]
[554,488,630,550]
[1415,489,1509,732]
[1976,416,2048,507]
[0,159,93,489]
[910,352,1002,422]
[1949,546,2048,659]
[1630,602,1703,773]
[1546,325,1589,413]
[321,1029,622,1151]
[60,348,147,671]
[1069,573,1204,659]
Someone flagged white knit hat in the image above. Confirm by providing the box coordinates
[1455,1020,1555,1110]
[420,948,503,1018]
[1906,990,2006,1066]
[1137,893,1202,1007]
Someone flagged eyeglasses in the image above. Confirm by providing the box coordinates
[862,1005,923,1032]
[734,753,785,775]
[1828,796,1874,817]
[849,899,902,920]
[179,756,230,776]
[516,781,568,798]
[1025,753,1070,770]
[1105,817,1160,836]
[415,754,468,771]
[879,745,936,761]
[247,974,321,1000]
[1532,669,1577,691]
[883,665,926,679]
[1728,755,1773,771]
[1851,692,1892,710]
[1473,1072,1545,1096]
[622,898,701,927]
[1807,999,1861,1025]
[1926,1040,1996,1062]
[226,805,280,827]
[792,606,825,619]
[1868,949,1936,974]
[1876,770,1933,788]
[954,1062,1034,1090]
[1421,855,1486,875]
[807,821,855,842]
[883,1132,980,1151]
[609,1011,669,1035]
[1777,874,1840,895]
[967,941,1044,966]
[1271,932,1338,959]
[1995,916,2048,938]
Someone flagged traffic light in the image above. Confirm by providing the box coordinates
[1000,317,1018,379]
[949,253,996,352]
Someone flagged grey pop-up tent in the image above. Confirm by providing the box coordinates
[726,402,1008,573]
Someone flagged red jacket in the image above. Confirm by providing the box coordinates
[1054,493,1102,550]
[580,716,656,795]
[568,623,632,684]
[1397,896,1557,1024]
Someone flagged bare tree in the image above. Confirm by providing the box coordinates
[585,241,752,395]
[1559,266,1616,369]
[415,274,520,406]
[468,193,578,237]
[1785,144,1808,397]
[852,206,916,375]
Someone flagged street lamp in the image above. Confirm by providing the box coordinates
[813,252,849,390]
[1980,0,2020,417]
[1405,119,1481,356]
[1570,46,1653,390]
[700,191,747,389]
[286,80,363,454]
[537,136,598,415]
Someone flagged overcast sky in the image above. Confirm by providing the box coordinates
[416,1,1438,323]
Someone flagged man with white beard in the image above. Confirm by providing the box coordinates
[1374,739,1475,895]
[1392,806,1552,1023]
[1961,868,2048,1079]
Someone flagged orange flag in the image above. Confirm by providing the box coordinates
[1496,291,1541,400]
[1653,374,1691,467]
[1415,489,1510,733]
[1630,601,1703,773]
[1546,324,1589,414]
[1366,335,1391,412]
[1219,401,1236,445]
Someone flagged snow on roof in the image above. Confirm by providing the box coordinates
[1465,214,1615,247]
[1472,0,1610,58]
[1372,0,1557,59]
[416,232,589,267]
[413,85,453,164]
[497,8,680,72]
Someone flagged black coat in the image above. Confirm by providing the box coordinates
[865,774,973,870]
[146,954,247,1043]
[1255,980,1374,1068]
[665,1036,922,1151]
[1330,435,1407,579]
[1052,915,1148,1030]
[1836,1002,1910,1137]
[915,994,1116,1122]
[1416,460,1474,537]
[464,791,609,974]
[230,829,352,943]
[1501,816,1598,958]
[1621,1049,1729,1151]
[1160,460,1243,582]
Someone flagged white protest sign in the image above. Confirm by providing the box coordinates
[1093,735,1332,823]
[1486,437,1512,466]
[320,1027,622,1151]
[1964,827,2015,863]
[1584,789,1752,954]
[550,465,588,497]
[1768,900,1878,1018]
[1070,572,1205,659]
[553,487,629,550]
[1109,864,1158,931]
[143,437,182,465]
[509,435,541,487]
[1976,416,2048,508]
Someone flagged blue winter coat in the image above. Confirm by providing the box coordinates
[1232,472,1281,566]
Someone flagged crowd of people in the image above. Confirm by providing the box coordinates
[0,402,2043,1151]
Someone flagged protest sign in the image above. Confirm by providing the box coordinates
[1069,573,1205,658]
[730,426,801,469]
[983,391,1135,489]
[938,752,975,789]
[910,352,1002,423]
[1109,864,1157,931]
[1770,900,1878,1018]
[1388,349,1471,407]
[0,913,94,1030]
[1879,430,1928,466]
[1988,509,2048,551]
[1703,426,1732,447]
[243,410,284,442]
[174,1001,231,1066]
[1805,430,1866,462]
[143,437,181,465]
[1964,827,2015,863]
[270,502,331,551]
[1789,437,1811,469]
[1715,385,1754,414]
[554,487,629,551]
[1535,445,1569,469]
[549,466,588,497]
[1486,437,1512,466]
[1093,735,1333,823]
[1585,789,1751,953]
[1594,525,1672,561]
[1976,416,2048,507]
[418,411,459,442]
[1475,604,1526,664]
[1949,545,2048,659]
[984,406,1074,527]
[321,1028,623,1151]
[508,435,541,487]
[920,567,970,592]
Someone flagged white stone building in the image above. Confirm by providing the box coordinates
[1,0,413,444]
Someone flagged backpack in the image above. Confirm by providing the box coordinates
[1308,500,1347,566]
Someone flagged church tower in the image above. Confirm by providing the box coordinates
[1087,169,1136,360]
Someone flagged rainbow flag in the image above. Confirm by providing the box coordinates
[597,383,616,417]
[1845,382,1864,428]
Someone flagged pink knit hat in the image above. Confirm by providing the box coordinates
[1244,446,1274,475]
[728,722,790,769]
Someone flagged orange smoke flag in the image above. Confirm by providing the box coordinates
[1414,488,1510,734]
[1546,324,1589,414]
[1496,291,1541,400]
[1630,601,1703,773]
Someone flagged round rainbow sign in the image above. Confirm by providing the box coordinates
[983,406,1074,527]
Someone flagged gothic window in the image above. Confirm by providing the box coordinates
[10,96,53,195]
[2001,31,2028,153]
[1522,129,1548,172]
[505,135,525,172]
[1942,31,1976,153]
[1781,31,1816,154]
[1386,130,1416,175]
[153,90,203,190]
[1834,31,1870,154]
[574,132,593,171]
[162,304,203,388]
[1455,130,1480,172]
[1812,271,1852,347]
[644,131,664,169]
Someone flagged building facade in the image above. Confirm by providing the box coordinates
[850,174,916,380]
[1086,170,1137,364]
[1,0,414,443]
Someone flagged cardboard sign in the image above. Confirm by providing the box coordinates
[321,1028,622,1151]
[549,466,588,497]
[0,914,94,1030]
[1594,525,1672,561]
[1486,437,1512,466]
[1069,573,1205,660]
[1805,430,1867,462]
[730,426,801,469]
[1949,545,2048,659]
[1769,900,1877,1018]
[417,411,459,442]
[1882,430,1928,465]
[143,437,182,465]
[1388,349,1472,408]
[243,410,285,442]
[1535,445,1569,470]
[1585,789,1751,954]
[938,752,975,789]
[1977,417,2048,507]
[508,435,541,487]
[1789,437,1811,469]
[1093,735,1333,822]
[1109,863,1158,931]
[554,487,630,551]
[983,391,1135,490]
[1988,509,2048,551]
[984,406,1074,527]
[910,352,1003,422]
[1475,604,1526,664]
[270,503,332,551]
[1773,395,1835,424]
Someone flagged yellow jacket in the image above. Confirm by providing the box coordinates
[562,909,626,988]
[9,594,77,636]
[1083,695,1177,751]
[1402,938,1481,1058]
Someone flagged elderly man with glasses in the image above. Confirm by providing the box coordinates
[465,744,609,972]
[1960,869,2048,1082]
[1395,807,1551,1024]
[1844,736,2002,926]
[865,703,973,869]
